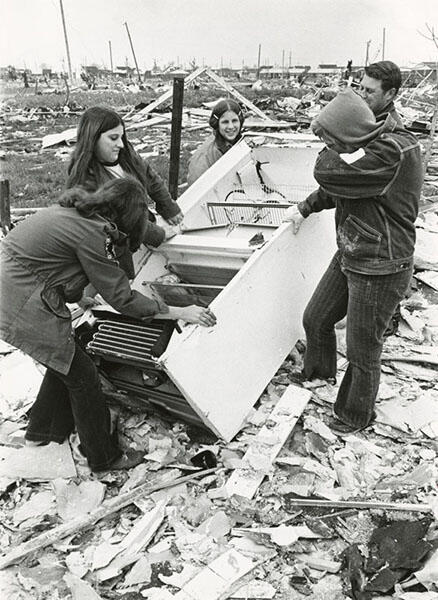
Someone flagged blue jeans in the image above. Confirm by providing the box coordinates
[303,253,412,428]
[26,343,121,471]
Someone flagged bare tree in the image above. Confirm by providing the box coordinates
[418,23,438,172]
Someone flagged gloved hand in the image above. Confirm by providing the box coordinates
[283,205,305,234]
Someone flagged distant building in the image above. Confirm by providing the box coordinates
[114,65,135,78]
[239,66,258,80]
[161,68,190,80]
[211,67,236,79]
[259,65,310,80]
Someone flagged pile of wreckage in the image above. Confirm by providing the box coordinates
[0,68,438,600]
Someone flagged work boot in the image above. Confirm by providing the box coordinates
[328,411,376,436]
[92,449,145,472]
[106,449,145,471]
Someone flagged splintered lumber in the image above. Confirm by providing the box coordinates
[225,385,311,499]
[130,66,207,121]
[95,500,167,581]
[300,556,342,573]
[41,127,77,148]
[382,354,438,366]
[205,68,269,120]
[284,498,433,513]
[0,468,217,570]
[382,345,438,366]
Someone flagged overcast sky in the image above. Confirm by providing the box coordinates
[1,0,437,73]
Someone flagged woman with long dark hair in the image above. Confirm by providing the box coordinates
[187,99,245,185]
[67,106,183,257]
[0,177,216,472]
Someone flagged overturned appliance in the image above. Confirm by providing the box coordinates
[84,141,336,441]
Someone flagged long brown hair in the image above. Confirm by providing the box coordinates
[66,106,149,191]
[60,177,147,251]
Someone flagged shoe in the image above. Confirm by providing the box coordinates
[106,449,145,471]
[25,439,49,447]
[327,416,374,436]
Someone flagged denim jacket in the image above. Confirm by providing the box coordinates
[298,121,423,275]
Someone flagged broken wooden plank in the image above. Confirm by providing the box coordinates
[224,385,311,499]
[126,113,172,131]
[130,67,207,121]
[0,468,217,570]
[283,498,433,513]
[205,69,270,120]
[300,556,342,573]
[41,127,77,148]
[95,499,166,581]
[381,352,438,366]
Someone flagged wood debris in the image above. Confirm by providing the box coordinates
[225,384,311,499]
[2,73,438,600]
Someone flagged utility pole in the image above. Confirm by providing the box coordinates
[382,27,386,60]
[123,21,142,84]
[59,0,73,82]
[289,50,292,68]
[365,40,371,67]
[282,49,285,78]
[257,43,261,79]
[108,40,114,72]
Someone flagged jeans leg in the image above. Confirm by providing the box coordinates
[334,268,412,427]
[56,344,121,471]
[303,254,348,380]
[26,369,75,443]
[27,344,120,471]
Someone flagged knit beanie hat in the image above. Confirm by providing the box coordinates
[313,87,385,148]
[209,99,245,130]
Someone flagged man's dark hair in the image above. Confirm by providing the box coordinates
[364,60,402,94]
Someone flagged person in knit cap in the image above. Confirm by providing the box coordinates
[284,87,423,434]
[187,99,245,185]
[311,87,386,152]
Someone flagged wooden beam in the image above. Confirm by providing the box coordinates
[205,68,270,120]
[283,498,432,513]
[225,385,311,499]
[0,468,217,570]
[130,67,207,121]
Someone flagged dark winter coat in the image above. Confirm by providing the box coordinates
[0,206,168,374]
[84,160,181,248]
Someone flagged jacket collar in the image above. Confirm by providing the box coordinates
[103,220,128,245]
